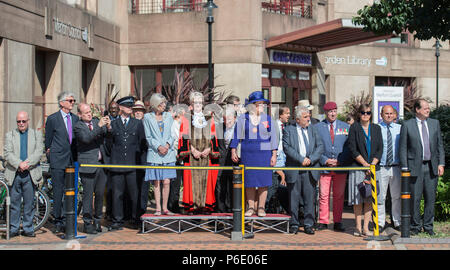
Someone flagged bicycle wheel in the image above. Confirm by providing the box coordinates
[33,189,51,231]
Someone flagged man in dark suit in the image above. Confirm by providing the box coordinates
[45,92,79,233]
[106,96,146,230]
[283,106,324,235]
[399,99,445,236]
[73,103,110,234]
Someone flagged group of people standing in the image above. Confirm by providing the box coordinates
[3,88,445,238]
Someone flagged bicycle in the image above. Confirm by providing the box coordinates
[0,156,51,234]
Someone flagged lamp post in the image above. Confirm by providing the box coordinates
[433,40,441,108]
[204,0,217,102]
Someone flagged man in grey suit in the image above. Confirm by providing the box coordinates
[283,106,324,235]
[399,99,445,236]
[3,111,43,237]
[74,103,111,234]
[44,92,79,233]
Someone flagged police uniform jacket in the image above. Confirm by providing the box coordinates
[106,117,146,172]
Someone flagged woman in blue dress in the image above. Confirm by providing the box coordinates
[143,93,177,215]
[230,91,278,217]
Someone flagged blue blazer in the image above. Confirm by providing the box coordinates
[143,112,176,164]
[314,120,351,172]
[282,123,324,183]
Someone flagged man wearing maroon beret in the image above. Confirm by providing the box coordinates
[314,101,351,232]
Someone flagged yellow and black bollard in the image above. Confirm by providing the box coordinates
[64,166,76,240]
[364,165,390,241]
[400,169,411,238]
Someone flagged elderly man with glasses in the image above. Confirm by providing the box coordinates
[44,92,79,234]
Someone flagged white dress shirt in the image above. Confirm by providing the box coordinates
[415,117,430,160]
[296,124,308,158]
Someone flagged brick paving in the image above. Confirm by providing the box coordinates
[1,210,448,251]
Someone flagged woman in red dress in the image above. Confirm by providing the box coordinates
[178,92,220,214]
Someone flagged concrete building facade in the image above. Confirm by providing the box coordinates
[0,0,449,153]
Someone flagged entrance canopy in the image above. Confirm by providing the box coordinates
[266,18,394,52]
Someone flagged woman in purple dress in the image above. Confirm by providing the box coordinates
[230,91,278,217]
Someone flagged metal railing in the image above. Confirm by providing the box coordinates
[261,0,313,19]
[131,0,207,14]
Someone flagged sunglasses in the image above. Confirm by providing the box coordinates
[17,120,28,124]
[66,99,76,103]
[360,111,372,115]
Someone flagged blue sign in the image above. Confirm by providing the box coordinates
[270,50,312,66]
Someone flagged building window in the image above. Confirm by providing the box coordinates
[375,32,410,46]
[131,0,207,14]
[375,76,413,87]
[261,0,313,19]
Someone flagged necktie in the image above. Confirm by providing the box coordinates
[330,122,335,144]
[124,118,128,127]
[88,122,93,131]
[302,128,310,156]
[386,124,393,165]
[66,114,72,144]
[422,120,431,160]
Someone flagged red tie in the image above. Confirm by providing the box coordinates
[88,122,93,131]
[330,123,335,144]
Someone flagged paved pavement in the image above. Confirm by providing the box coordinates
[1,210,449,251]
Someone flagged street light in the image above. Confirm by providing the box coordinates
[204,0,217,102]
[433,40,441,108]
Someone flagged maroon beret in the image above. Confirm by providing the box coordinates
[323,101,337,111]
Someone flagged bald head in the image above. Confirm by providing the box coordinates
[77,103,93,123]
[16,111,29,133]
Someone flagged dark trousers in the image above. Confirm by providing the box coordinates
[51,168,66,226]
[80,169,107,224]
[288,172,316,228]
[167,168,182,213]
[10,173,35,233]
[105,170,112,219]
[215,169,233,213]
[111,171,138,225]
[410,161,438,231]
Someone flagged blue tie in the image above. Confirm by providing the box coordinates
[302,128,310,157]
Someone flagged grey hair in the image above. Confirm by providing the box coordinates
[149,93,167,111]
[189,91,204,104]
[295,106,310,119]
[58,92,75,108]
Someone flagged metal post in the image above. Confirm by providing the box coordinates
[64,166,76,240]
[231,166,243,241]
[204,0,217,102]
[434,40,441,108]
[400,169,411,238]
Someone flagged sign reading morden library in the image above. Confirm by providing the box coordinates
[270,50,312,66]
[53,18,89,43]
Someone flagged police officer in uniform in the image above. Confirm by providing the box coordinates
[106,96,146,230]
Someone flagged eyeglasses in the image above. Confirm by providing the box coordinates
[16,120,28,124]
[360,111,372,115]
[66,99,76,103]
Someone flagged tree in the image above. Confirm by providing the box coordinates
[353,0,450,41]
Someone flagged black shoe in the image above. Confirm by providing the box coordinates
[378,225,386,233]
[424,229,435,236]
[109,223,123,231]
[10,231,20,238]
[289,226,299,234]
[410,228,420,236]
[54,224,65,233]
[316,223,328,230]
[304,226,315,235]
[22,231,36,237]
[94,222,102,233]
[333,222,345,232]
[83,223,98,235]
[393,225,401,231]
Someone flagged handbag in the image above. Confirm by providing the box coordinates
[357,181,372,199]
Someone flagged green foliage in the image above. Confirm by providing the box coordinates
[430,105,450,168]
[420,170,450,221]
[353,0,450,41]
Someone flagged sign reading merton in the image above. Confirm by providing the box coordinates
[53,18,89,43]
[270,50,312,67]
